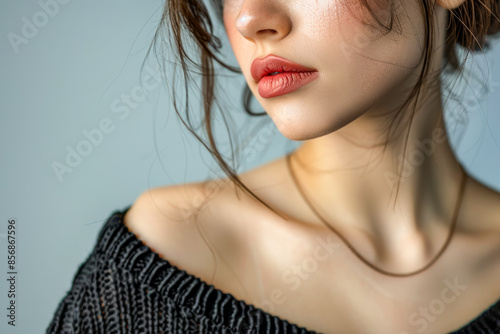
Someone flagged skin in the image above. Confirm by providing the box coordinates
[124,0,500,333]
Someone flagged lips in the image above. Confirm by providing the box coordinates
[250,54,319,98]
[251,54,317,83]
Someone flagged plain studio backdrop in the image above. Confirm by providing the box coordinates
[0,0,499,332]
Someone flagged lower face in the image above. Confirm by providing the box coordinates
[223,0,432,141]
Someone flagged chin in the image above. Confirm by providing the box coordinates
[268,103,366,141]
[270,112,356,142]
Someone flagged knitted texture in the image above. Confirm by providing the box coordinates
[47,207,500,334]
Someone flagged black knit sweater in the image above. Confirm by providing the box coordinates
[47,206,500,333]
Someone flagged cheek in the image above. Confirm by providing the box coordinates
[308,0,423,66]
[346,0,424,67]
[304,0,424,99]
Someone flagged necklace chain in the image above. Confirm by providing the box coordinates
[285,152,468,277]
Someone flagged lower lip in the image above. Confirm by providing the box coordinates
[258,71,319,98]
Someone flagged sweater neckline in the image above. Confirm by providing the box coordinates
[99,205,317,333]
[98,205,499,333]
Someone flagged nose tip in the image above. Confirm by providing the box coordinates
[234,6,291,42]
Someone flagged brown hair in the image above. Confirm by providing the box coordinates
[143,0,500,217]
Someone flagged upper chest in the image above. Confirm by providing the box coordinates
[212,210,500,334]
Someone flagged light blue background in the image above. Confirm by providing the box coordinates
[0,0,499,333]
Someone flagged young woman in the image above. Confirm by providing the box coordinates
[47,0,500,333]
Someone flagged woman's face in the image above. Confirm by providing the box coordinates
[223,0,445,141]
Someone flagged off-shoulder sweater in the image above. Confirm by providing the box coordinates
[47,206,500,333]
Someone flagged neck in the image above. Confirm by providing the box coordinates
[290,82,466,271]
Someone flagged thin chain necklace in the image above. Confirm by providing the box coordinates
[285,152,468,277]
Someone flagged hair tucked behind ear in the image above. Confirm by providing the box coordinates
[142,0,500,218]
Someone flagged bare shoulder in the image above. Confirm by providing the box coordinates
[123,179,241,283]
[121,156,291,288]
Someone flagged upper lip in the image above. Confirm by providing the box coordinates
[251,54,317,83]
